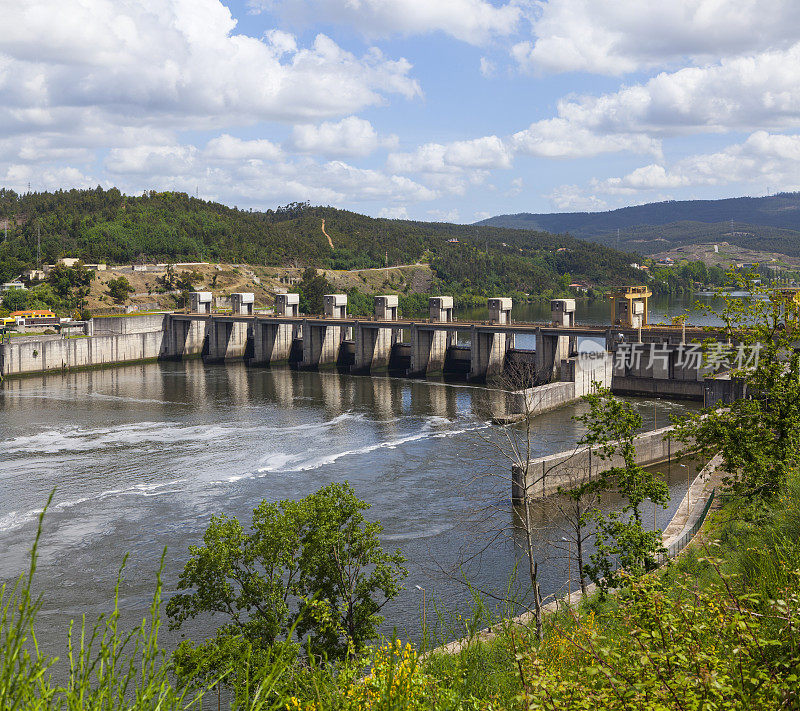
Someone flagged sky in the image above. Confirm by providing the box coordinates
[3,0,800,222]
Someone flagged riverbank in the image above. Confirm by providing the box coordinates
[410,468,800,709]
[430,452,724,658]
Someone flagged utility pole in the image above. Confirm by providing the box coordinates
[37,220,41,267]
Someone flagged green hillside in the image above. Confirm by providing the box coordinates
[0,187,644,297]
[478,192,800,257]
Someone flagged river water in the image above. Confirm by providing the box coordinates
[0,295,706,662]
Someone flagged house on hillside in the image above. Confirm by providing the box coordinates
[0,281,25,293]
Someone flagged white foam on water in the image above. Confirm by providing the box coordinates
[1,421,250,455]
[221,453,301,483]
[425,416,453,427]
[86,392,179,406]
[287,430,433,471]
[3,390,177,406]
[258,411,369,434]
[0,478,184,533]
[235,417,489,480]
[382,522,456,541]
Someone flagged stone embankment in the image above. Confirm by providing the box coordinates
[431,454,723,657]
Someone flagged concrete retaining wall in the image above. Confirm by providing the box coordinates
[612,375,705,399]
[0,330,168,377]
[92,313,169,335]
[512,424,690,500]
[0,313,214,377]
[507,353,612,419]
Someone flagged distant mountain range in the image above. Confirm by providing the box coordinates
[477,193,800,258]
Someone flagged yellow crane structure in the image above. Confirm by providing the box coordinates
[607,286,652,328]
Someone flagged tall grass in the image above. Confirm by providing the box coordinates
[0,496,292,711]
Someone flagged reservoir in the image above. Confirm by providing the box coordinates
[0,296,704,661]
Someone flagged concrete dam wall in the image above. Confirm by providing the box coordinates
[512,424,692,500]
[0,314,209,378]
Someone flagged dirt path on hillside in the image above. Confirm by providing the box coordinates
[321,219,334,249]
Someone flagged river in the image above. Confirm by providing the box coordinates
[0,294,707,662]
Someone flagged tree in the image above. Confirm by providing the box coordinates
[676,269,800,503]
[1,288,30,312]
[553,467,600,598]
[166,482,406,675]
[294,268,333,314]
[573,388,669,592]
[174,270,200,292]
[47,262,94,314]
[106,275,133,304]
[455,361,572,640]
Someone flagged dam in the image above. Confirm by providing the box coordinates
[0,290,739,414]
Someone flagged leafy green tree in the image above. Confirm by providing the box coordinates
[291,483,407,658]
[47,262,94,314]
[106,275,133,304]
[345,287,373,317]
[1,288,30,312]
[399,293,429,318]
[174,271,200,292]
[294,268,334,314]
[166,482,406,672]
[677,269,800,502]
[573,388,669,592]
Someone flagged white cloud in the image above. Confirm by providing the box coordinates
[596,131,800,194]
[479,57,495,77]
[507,176,523,197]
[427,208,461,222]
[205,135,282,162]
[379,206,409,219]
[0,0,429,212]
[516,0,800,75]
[105,145,198,176]
[0,0,421,143]
[100,134,439,207]
[545,184,608,212]
[388,135,513,173]
[252,0,521,45]
[289,116,396,157]
[511,120,662,159]
[0,136,94,165]
[1,164,97,193]
[509,43,800,163]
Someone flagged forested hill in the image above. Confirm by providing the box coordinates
[478,193,800,257]
[0,187,641,295]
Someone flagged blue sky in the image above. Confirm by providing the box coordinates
[3,0,800,222]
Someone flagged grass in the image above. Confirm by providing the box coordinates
[0,497,297,710]
[4,472,800,709]
[408,468,800,709]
